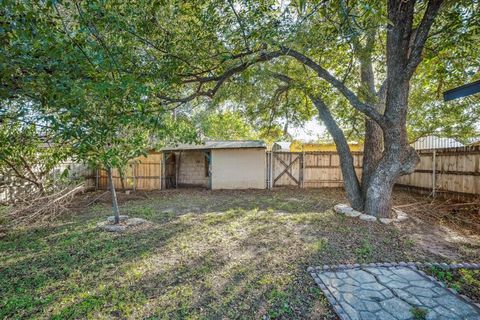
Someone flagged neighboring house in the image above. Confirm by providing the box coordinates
[272,141,292,152]
[290,140,363,152]
[411,135,464,150]
[161,140,267,190]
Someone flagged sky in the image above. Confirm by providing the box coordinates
[289,116,329,142]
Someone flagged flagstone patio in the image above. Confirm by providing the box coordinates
[309,265,480,320]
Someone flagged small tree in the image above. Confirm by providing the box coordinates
[61,78,153,224]
[1,1,161,222]
[79,127,150,224]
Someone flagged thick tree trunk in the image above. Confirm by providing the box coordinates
[363,156,397,217]
[107,166,120,224]
[361,0,418,217]
[358,57,385,202]
[363,144,418,217]
[361,120,383,200]
[363,69,419,217]
[310,95,364,210]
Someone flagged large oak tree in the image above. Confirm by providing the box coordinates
[2,1,479,218]
[146,0,478,217]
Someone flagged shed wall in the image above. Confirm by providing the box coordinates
[177,151,209,187]
[211,149,266,189]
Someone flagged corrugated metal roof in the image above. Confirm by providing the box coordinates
[411,135,464,150]
[161,140,266,151]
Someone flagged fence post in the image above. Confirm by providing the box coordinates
[95,169,99,191]
[132,164,136,192]
[432,149,436,197]
[266,152,269,189]
[301,151,305,188]
[270,151,274,189]
[161,153,166,190]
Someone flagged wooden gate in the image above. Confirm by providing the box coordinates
[271,152,303,187]
[267,151,363,189]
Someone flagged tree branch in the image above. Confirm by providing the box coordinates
[158,51,283,103]
[227,0,250,51]
[279,46,386,128]
[0,158,44,191]
[404,0,444,79]
[308,94,364,209]
[158,46,386,129]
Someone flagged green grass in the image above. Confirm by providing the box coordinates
[354,238,374,263]
[426,266,480,303]
[0,189,422,319]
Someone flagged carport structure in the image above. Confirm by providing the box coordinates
[161,140,266,190]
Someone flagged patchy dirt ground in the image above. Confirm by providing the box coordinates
[391,190,480,261]
[0,188,478,319]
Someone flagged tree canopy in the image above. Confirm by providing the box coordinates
[2,1,478,145]
[1,0,479,217]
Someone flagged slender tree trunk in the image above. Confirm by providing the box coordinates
[107,166,120,224]
[310,95,364,210]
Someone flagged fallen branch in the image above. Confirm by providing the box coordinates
[9,183,86,225]
[84,191,109,207]
[393,201,428,209]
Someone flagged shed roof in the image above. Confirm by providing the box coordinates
[161,140,266,152]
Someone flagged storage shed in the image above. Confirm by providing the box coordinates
[161,140,267,190]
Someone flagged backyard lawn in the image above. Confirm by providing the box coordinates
[1,189,479,319]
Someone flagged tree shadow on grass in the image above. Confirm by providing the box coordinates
[124,212,336,319]
[0,188,422,319]
[0,211,194,319]
[121,188,346,217]
[124,202,420,319]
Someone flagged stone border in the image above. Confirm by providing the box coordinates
[333,204,408,224]
[307,262,480,320]
[307,261,480,272]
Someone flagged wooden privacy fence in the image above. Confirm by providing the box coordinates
[266,151,363,188]
[90,147,479,197]
[267,147,479,197]
[396,146,480,197]
[95,153,162,190]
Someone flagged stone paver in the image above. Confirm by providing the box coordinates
[310,266,480,320]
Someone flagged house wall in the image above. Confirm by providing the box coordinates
[177,151,209,187]
[211,149,266,189]
[290,140,363,152]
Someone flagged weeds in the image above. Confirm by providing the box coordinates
[411,306,428,320]
[355,239,374,262]
[426,266,480,302]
